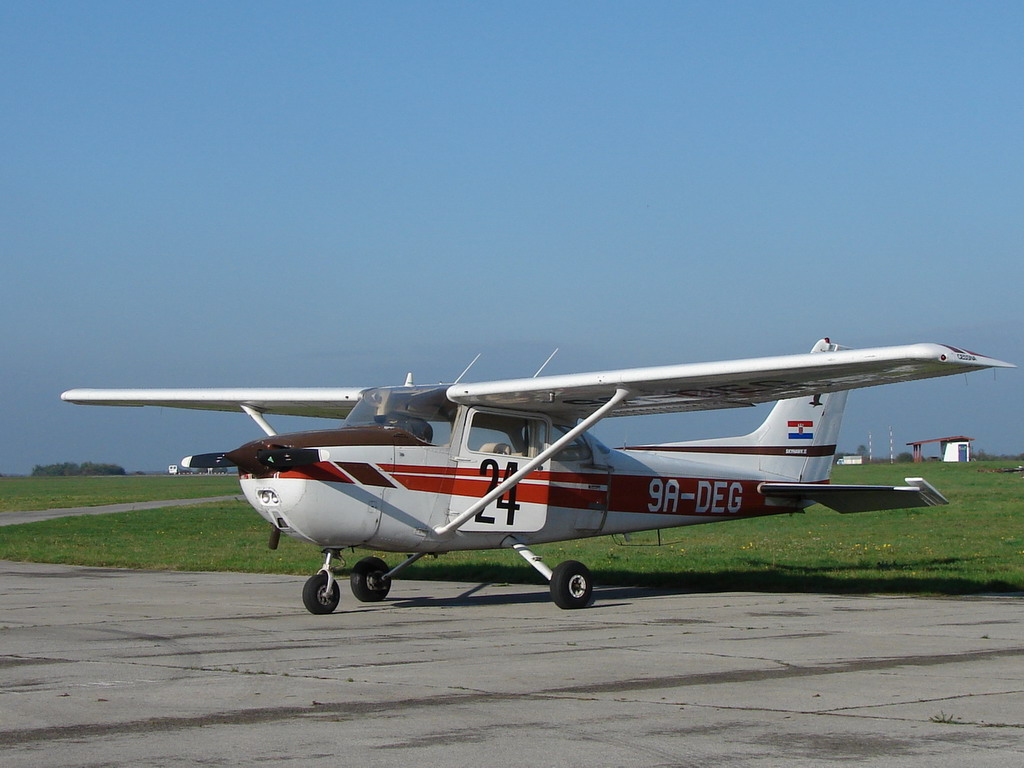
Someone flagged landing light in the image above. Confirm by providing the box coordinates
[257,489,280,506]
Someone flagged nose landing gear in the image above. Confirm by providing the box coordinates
[302,550,341,615]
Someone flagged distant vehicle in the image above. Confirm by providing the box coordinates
[63,339,1012,614]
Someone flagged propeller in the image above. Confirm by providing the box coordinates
[255,448,326,469]
[182,447,326,471]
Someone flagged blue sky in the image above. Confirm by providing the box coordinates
[2,1,1020,474]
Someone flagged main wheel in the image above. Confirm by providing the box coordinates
[550,560,594,609]
[302,571,341,615]
[350,556,392,602]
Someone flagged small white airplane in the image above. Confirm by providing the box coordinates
[62,339,1012,613]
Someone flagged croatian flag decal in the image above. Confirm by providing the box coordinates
[788,420,814,439]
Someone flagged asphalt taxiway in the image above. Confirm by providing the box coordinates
[2,561,1023,766]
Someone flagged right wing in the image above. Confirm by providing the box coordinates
[447,341,1013,420]
[60,388,365,419]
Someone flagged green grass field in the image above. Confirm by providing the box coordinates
[0,463,1021,594]
[0,474,239,512]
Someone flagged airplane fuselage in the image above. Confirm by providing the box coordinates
[235,421,800,554]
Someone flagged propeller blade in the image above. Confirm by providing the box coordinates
[183,443,326,475]
[182,452,236,469]
[256,448,326,469]
[268,526,281,550]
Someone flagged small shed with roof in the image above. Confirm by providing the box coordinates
[906,436,974,463]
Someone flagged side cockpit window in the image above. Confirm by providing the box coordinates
[466,411,545,457]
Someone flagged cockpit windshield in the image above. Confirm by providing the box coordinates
[344,385,456,445]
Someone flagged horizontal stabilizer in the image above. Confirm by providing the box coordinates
[759,477,948,513]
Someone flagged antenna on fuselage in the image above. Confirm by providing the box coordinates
[404,372,414,386]
[533,348,559,378]
[453,353,482,385]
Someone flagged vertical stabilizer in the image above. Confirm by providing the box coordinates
[746,387,848,482]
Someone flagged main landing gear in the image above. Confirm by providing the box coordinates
[510,540,595,609]
[301,545,596,615]
[349,556,391,602]
[549,559,595,609]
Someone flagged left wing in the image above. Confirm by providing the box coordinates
[447,342,1012,419]
[60,388,365,419]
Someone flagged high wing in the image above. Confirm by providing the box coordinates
[61,342,1012,424]
[446,342,1013,420]
[60,388,365,419]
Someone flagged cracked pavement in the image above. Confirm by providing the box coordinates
[1,561,1022,766]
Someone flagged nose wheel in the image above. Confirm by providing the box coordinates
[302,571,340,614]
[302,549,341,615]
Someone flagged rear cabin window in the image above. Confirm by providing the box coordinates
[551,424,594,463]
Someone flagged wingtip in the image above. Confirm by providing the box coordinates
[935,344,1015,369]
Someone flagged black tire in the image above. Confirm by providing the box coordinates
[550,560,594,609]
[350,556,392,602]
[302,571,340,615]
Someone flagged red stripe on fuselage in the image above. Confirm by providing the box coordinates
[335,461,396,487]
[385,464,457,495]
[626,444,837,457]
[273,462,789,518]
[278,463,353,483]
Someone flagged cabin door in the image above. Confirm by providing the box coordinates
[446,408,550,533]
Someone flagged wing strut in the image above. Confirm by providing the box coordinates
[241,405,277,436]
[434,387,632,537]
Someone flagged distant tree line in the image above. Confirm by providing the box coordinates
[32,462,126,477]
[973,450,1024,462]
